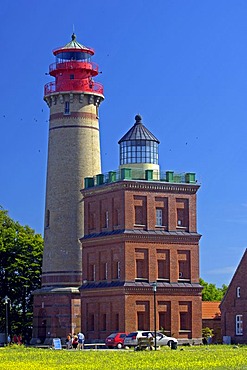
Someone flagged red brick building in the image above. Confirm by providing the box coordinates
[80,115,202,342]
[202,301,221,343]
[220,249,247,344]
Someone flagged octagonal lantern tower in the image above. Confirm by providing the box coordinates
[32,34,104,343]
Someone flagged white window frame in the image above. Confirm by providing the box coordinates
[237,286,241,298]
[105,211,109,228]
[236,315,243,335]
[93,264,96,281]
[105,262,108,280]
[156,208,163,226]
[117,261,120,279]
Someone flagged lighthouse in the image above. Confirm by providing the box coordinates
[32,34,104,343]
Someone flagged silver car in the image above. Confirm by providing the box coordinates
[124,331,178,347]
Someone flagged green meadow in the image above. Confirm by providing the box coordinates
[0,345,247,370]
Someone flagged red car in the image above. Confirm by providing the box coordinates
[105,332,128,349]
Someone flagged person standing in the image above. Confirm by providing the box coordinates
[77,332,85,350]
[147,332,154,350]
[7,334,11,345]
[13,334,18,344]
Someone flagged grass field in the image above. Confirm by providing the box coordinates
[0,345,247,370]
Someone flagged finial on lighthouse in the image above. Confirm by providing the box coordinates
[135,114,142,124]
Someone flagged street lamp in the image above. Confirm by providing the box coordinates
[152,282,157,351]
[3,296,10,345]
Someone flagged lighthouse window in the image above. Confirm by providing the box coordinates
[120,140,158,165]
[64,101,70,115]
[70,74,74,80]
[56,51,92,62]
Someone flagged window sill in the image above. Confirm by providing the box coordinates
[157,278,170,282]
[155,225,167,230]
[135,278,148,282]
[134,224,146,230]
[176,226,188,230]
[178,279,191,282]
[179,330,191,333]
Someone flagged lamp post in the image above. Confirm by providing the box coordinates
[3,296,10,345]
[152,282,157,351]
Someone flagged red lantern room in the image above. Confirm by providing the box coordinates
[44,33,104,96]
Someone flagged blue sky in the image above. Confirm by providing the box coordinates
[1,0,247,287]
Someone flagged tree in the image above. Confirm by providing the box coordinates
[202,327,214,339]
[199,278,228,301]
[0,207,43,338]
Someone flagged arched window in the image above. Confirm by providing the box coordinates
[237,286,241,298]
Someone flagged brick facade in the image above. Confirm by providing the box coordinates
[32,288,81,342]
[220,249,247,344]
[81,179,202,342]
[202,302,221,343]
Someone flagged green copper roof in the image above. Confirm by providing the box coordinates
[54,33,94,55]
[118,114,160,144]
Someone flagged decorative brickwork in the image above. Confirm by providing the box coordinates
[80,179,202,342]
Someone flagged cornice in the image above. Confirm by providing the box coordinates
[81,179,200,197]
[124,286,202,295]
[81,230,201,245]
[79,281,202,295]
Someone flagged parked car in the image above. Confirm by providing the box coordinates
[124,331,178,348]
[105,332,128,349]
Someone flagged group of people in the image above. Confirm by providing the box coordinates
[8,334,23,345]
[65,332,85,350]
